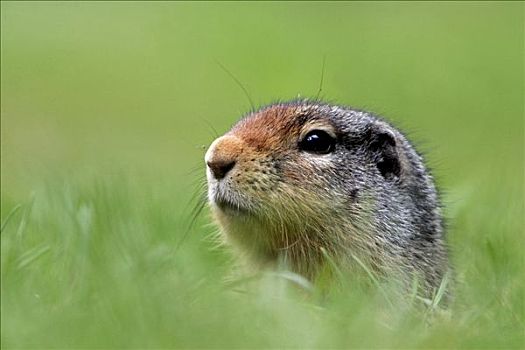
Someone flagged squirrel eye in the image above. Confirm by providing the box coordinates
[299,130,336,154]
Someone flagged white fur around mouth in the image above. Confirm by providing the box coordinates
[208,184,253,215]
[213,195,252,215]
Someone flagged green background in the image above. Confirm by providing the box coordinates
[1,2,523,348]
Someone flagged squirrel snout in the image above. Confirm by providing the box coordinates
[205,135,243,180]
[207,159,236,180]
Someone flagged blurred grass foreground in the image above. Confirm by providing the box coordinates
[1,2,523,348]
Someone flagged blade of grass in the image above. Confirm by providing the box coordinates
[0,204,22,234]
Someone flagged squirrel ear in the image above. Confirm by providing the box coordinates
[368,126,401,179]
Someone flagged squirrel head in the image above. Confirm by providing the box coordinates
[204,100,447,293]
[205,101,412,261]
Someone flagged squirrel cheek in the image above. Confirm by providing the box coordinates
[231,160,274,195]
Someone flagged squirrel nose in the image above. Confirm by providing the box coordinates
[207,159,236,179]
[205,135,243,180]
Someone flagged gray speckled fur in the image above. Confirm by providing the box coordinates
[285,101,449,293]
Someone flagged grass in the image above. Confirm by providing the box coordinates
[1,2,524,348]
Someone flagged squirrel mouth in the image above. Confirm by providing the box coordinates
[213,196,251,216]
[208,182,253,216]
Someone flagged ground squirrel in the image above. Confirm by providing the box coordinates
[205,100,449,296]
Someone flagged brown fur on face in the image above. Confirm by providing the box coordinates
[231,104,305,150]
